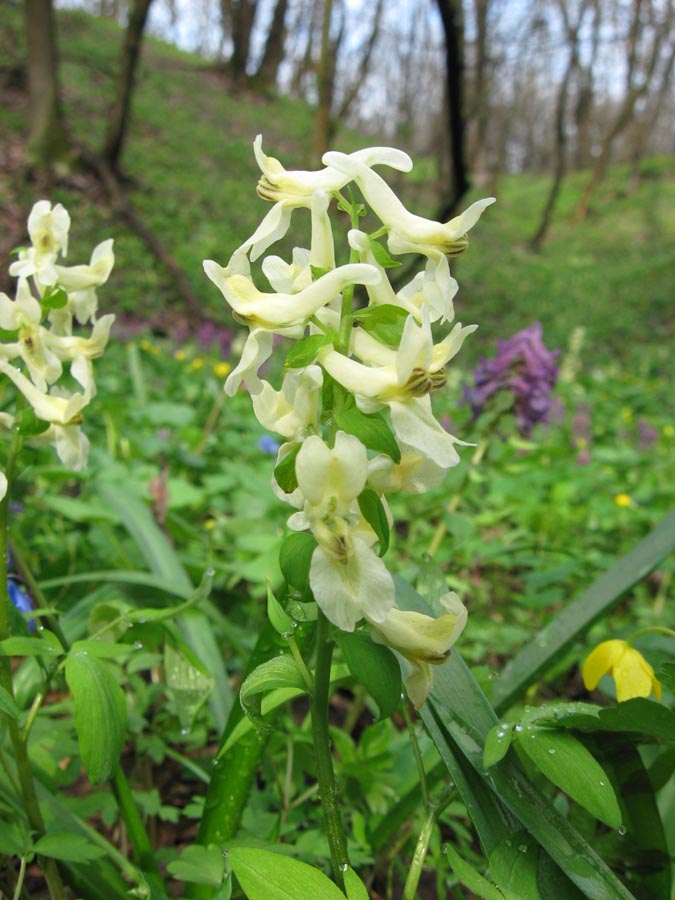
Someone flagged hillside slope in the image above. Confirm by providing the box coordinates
[1,3,674,374]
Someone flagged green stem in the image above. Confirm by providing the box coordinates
[287,634,314,693]
[627,625,675,645]
[336,189,363,356]
[311,610,349,890]
[110,766,166,893]
[12,854,27,900]
[401,803,439,900]
[402,703,429,810]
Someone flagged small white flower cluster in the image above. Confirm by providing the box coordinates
[0,202,115,494]
[205,137,494,705]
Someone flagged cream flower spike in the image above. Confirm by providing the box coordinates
[254,135,412,205]
[53,239,115,292]
[323,151,495,257]
[203,260,379,331]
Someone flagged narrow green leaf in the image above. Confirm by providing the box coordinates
[550,697,675,742]
[443,841,511,900]
[228,847,347,900]
[335,630,401,719]
[285,332,336,368]
[494,510,675,712]
[0,685,20,720]
[274,443,301,494]
[34,831,106,862]
[516,727,622,828]
[0,632,63,657]
[267,584,293,634]
[335,406,401,462]
[490,832,541,900]
[166,844,226,886]
[279,532,316,593]
[65,652,127,785]
[357,489,390,556]
[483,723,514,767]
[70,640,134,659]
[240,656,306,729]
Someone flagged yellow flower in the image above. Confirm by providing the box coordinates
[212,361,231,378]
[174,349,186,362]
[663,425,674,438]
[582,640,662,702]
[614,493,632,507]
[191,357,205,370]
[139,338,152,351]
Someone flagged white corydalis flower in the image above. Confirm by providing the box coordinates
[323,151,495,257]
[368,592,467,707]
[9,201,72,286]
[291,432,395,630]
[203,260,379,330]
[252,365,323,439]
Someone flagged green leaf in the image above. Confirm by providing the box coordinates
[490,832,541,900]
[335,630,401,719]
[240,656,307,729]
[41,284,68,310]
[444,841,511,900]
[267,584,293,634]
[166,844,226,886]
[516,727,622,828]
[285,333,336,369]
[545,698,675,742]
[273,443,301,494]
[343,867,369,900]
[33,831,106,862]
[164,639,214,732]
[279,532,316,593]
[335,406,401,462]
[367,236,402,268]
[357,489,390,556]
[483,723,514,767]
[493,510,675,712]
[228,847,347,900]
[15,406,51,436]
[0,685,20,720]
[70,639,134,659]
[0,632,63,657]
[65,652,127,784]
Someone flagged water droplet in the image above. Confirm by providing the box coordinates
[207,566,215,577]
[338,863,348,872]
[618,826,626,837]
[505,840,512,848]
[518,844,527,853]
[222,849,229,857]
[514,725,523,733]
[440,843,448,855]
[133,641,143,650]
[548,748,556,755]
[180,726,189,736]
[599,780,605,787]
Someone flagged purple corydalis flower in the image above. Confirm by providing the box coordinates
[464,322,559,434]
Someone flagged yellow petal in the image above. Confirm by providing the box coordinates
[582,640,626,691]
[613,646,658,702]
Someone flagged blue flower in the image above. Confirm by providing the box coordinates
[8,577,34,631]
[257,435,281,455]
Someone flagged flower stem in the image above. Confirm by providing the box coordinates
[311,610,349,889]
[401,802,438,900]
[110,766,166,892]
[627,626,675,645]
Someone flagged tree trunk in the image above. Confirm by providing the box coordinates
[102,0,154,173]
[230,0,258,86]
[434,0,470,219]
[24,0,70,173]
[530,0,586,250]
[467,0,490,181]
[255,0,288,85]
[334,0,384,125]
[574,0,671,220]
[314,0,335,161]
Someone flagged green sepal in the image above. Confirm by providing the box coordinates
[335,405,401,462]
[335,629,401,720]
[357,488,390,556]
[266,583,293,635]
[273,442,301,494]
